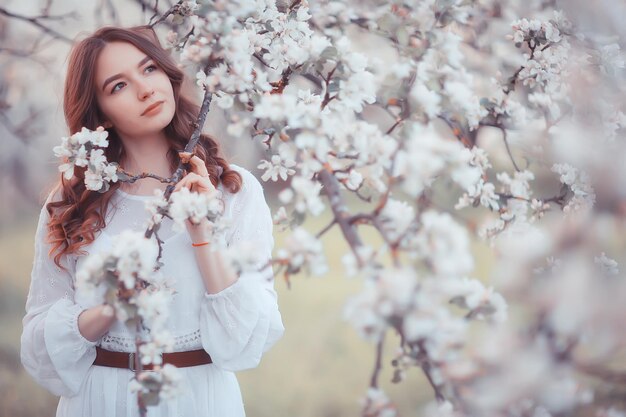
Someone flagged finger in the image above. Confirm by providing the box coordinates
[174,176,191,192]
[174,174,203,192]
[178,151,193,164]
[188,155,210,178]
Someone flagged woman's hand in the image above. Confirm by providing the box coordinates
[174,151,217,241]
[174,151,217,196]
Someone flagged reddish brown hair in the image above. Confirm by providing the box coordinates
[47,24,242,270]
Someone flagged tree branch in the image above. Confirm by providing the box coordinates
[143,87,213,252]
[0,7,75,44]
[317,167,365,266]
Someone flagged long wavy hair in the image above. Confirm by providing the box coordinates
[46,25,242,271]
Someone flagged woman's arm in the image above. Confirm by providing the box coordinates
[194,167,285,372]
[78,304,117,342]
[20,192,103,397]
[187,217,239,294]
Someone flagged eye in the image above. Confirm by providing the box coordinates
[145,64,157,73]
[111,82,125,94]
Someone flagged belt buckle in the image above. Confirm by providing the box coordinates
[128,352,161,373]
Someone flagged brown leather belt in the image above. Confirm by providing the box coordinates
[94,346,213,372]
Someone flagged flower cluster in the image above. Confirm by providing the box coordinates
[509,11,573,92]
[551,163,596,213]
[75,230,181,399]
[275,227,328,277]
[509,15,565,48]
[168,187,226,232]
[455,148,500,211]
[143,187,231,251]
[52,126,119,191]
[128,363,183,404]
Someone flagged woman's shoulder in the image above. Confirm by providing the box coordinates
[226,163,265,197]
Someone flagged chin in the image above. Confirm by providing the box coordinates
[148,109,175,130]
[157,104,176,126]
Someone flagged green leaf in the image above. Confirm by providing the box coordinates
[320,46,338,60]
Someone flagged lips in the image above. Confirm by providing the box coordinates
[141,101,164,116]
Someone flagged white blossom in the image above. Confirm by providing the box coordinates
[53,126,118,190]
[344,267,418,342]
[275,227,327,276]
[379,199,416,242]
[415,211,474,277]
[393,122,469,197]
[359,388,398,417]
[289,175,325,216]
[551,163,596,213]
[257,153,296,182]
[410,82,441,119]
[598,43,624,76]
[168,187,225,232]
[594,252,619,276]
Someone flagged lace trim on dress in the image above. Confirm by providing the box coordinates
[99,329,203,352]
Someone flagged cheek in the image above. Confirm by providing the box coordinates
[99,99,130,123]
[156,73,175,97]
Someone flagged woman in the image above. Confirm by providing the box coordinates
[20,24,285,416]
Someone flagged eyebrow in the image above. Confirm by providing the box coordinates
[101,55,153,92]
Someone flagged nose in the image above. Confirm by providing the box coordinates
[137,79,154,100]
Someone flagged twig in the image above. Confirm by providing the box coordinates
[148,0,183,28]
[150,0,161,23]
[386,116,406,135]
[95,0,119,26]
[498,125,521,172]
[315,219,337,239]
[416,341,446,402]
[253,52,272,68]
[320,63,338,109]
[0,7,75,44]
[118,170,172,184]
[179,25,195,48]
[369,331,386,389]
[575,362,626,384]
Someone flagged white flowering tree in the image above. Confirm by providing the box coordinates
[47,0,626,416]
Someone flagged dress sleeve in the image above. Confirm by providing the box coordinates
[20,191,98,397]
[199,169,285,372]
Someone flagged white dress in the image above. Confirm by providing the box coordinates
[20,164,285,417]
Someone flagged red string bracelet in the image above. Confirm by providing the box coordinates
[192,241,210,247]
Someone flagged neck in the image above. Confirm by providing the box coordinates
[117,132,174,194]
[118,132,172,177]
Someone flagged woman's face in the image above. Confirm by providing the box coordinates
[94,41,175,138]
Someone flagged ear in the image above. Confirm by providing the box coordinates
[102,121,113,129]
